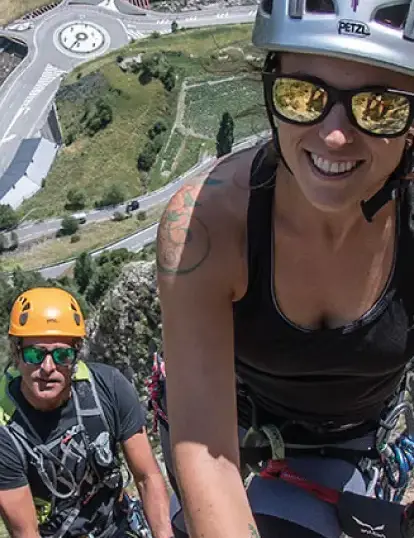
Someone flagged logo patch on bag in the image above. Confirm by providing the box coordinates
[351,517,386,538]
[338,19,370,37]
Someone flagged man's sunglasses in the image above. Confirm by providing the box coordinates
[262,73,414,138]
[21,346,77,366]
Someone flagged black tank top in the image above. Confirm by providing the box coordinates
[233,145,414,426]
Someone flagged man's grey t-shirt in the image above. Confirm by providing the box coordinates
[0,362,146,536]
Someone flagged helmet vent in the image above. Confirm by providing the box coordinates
[74,313,81,326]
[70,302,78,311]
[19,313,28,326]
[374,4,408,29]
[306,0,335,14]
[261,0,273,15]
[22,302,30,312]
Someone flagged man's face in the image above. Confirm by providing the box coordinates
[17,336,78,410]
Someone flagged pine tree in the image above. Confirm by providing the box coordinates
[216,111,234,158]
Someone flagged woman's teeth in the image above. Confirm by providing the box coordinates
[310,152,359,175]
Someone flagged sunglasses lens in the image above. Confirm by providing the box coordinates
[352,91,411,135]
[22,347,45,364]
[52,348,76,366]
[273,77,328,123]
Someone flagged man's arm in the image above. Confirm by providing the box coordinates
[122,430,173,538]
[0,485,40,538]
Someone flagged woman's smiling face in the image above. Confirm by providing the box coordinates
[276,53,414,214]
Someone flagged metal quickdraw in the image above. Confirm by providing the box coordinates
[375,399,414,503]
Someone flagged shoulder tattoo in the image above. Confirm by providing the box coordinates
[157,185,211,275]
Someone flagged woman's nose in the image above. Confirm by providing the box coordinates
[318,104,355,149]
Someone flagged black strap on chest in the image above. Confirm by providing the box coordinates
[6,370,122,538]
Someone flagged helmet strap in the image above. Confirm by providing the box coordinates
[361,143,414,223]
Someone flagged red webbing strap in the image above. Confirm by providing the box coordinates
[145,353,168,433]
[259,459,341,505]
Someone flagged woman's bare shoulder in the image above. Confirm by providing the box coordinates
[156,146,258,279]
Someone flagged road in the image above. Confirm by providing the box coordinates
[16,155,215,244]
[39,133,265,279]
[0,0,261,275]
[0,2,257,178]
[0,1,257,243]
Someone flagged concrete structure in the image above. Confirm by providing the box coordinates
[0,138,58,209]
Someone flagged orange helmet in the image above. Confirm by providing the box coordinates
[9,287,86,338]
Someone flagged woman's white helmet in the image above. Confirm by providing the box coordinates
[253,0,414,76]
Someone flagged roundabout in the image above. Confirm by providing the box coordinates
[54,20,110,58]
[0,2,257,275]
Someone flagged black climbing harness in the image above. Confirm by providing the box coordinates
[148,350,414,538]
[0,362,126,538]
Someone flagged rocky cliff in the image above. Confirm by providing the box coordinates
[81,260,161,405]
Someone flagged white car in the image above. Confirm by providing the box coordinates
[71,212,87,225]
[6,21,33,32]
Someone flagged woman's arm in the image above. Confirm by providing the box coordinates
[157,166,259,538]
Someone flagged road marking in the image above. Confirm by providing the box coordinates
[127,29,144,39]
[0,134,17,147]
[184,16,197,21]
[21,64,66,111]
[97,0,118,12]
[1,64,66,143]
[156,19,169,24]
[216,12,230,18]
[248,9,257,15]
[0,14,42,112]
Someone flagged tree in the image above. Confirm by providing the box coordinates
[65,189,86,210]
[11,267,47,301]
[0,204,18,232]
[216,111,234,158]
[137,144,157,172]
[10,231,18,251]
[112,211,127,222]
[85,249,137,306]
[74,252,94,293]
[96,184,125,208]
[171,20,179,33]
[0,234,6,253]
[160,67,176,92]
[59,215,79,236]
[81,98,113,137]
[148,120,167,140]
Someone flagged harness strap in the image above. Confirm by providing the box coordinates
[8,421,78,499]
[146,353,167,433]
[2,425,27,470]
[260,460,410,538]
[240,443,379,469]
[3,366,123,538]
[260,459,340,504]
